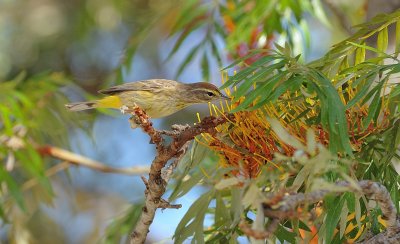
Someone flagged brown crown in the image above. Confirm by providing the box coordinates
[188,82,220,91]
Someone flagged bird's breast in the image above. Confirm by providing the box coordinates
[118,91,189,118]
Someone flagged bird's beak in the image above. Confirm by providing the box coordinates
[221,94,230,100]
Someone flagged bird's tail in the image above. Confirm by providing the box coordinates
[65,96,123,111]
[65,101,98,111]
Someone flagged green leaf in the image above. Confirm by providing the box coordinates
[11,90,34,109]
[339,200,349,238]
[0,106,13,135]
[215,177,240,190]
[0,205,7,222]
[103,204,143,243]
[307,70,352,155]
[232,71,287,111]
[210,39,222,68]
[176,44,203,78]
[300,19,311,49]
[242,183,262,208]
[346,41,391,60]
[299,220,312,232]
[15,147,52,194]
[167,14,207,61]
[275,224,297,243]
[269,117,307,150]
[201,52,210,80]
[377,26,389,55]
[233,59,286,100]
[345,73,376,109]
[362,81,384,128]
[169,171,204,201]
[325,195,345,242]
[312,0,331,27]
[221,51,276,73]
[395,20,400,54]
[0,167,26,211]
[265,75,303,102]
[169,0,206,34]
[230,188,242,224]
[174,190,215,243]
[292,164,309,191]
[354,46,366,65]
[215,192,231,226]
[346,192,355,212]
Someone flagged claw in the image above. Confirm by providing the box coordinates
[120,105,129,114]
[129,116,140,129]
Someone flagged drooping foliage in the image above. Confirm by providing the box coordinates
[1,0,400,243]
[162,9,400,243]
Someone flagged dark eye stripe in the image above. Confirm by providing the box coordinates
[193,88,220,97]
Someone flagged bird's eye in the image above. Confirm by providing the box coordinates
[207,92,214,97]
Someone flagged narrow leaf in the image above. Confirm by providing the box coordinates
[325,196,345,242]
[268,118,306,151]
[201,52,210,80]
[377,26,389,55]
[0,167,26,211]
[176,44,202,78]
[215,177,240,190]
[354,46,366,65]
[396,20,400,54]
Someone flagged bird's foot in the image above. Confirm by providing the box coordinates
[120,105,130,114]
[129,115,141,129]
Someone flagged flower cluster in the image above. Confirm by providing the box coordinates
[197,74,390,178]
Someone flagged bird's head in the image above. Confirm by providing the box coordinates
[182,82,229,103]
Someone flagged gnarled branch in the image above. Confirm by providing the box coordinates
[241,180,400,242]
[129,105,234,244]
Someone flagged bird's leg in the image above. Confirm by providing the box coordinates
[120,105,130,114]
[128,115,141,129]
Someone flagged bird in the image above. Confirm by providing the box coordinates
[65,79,229,119]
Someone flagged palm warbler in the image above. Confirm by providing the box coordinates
[65,79,228,118]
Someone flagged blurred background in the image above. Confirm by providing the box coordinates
[0,0,399,243]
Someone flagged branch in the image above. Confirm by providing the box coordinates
[241,180,399,241]
[38,145,150,175]
[239,218,279,239]
[357,181,400,244]
[129,105,233,244]
[4,144,149,200]
[22,161,70,191]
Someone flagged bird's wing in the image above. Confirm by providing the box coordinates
[98,79,178,95]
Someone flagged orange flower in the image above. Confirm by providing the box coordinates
[197,73,390,178]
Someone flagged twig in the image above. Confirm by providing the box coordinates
[358,181,398,235]
[125,105,398,243]
[360,231,400,244]
[256,180,400,242]
[159,198,182,210]
[21,161,71,191]
[239,218,279,240]
[262,189,330,219]
[357,181,400,244]
[140,175,149,188]
[129,105,234,244]
[38,145,150,175]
